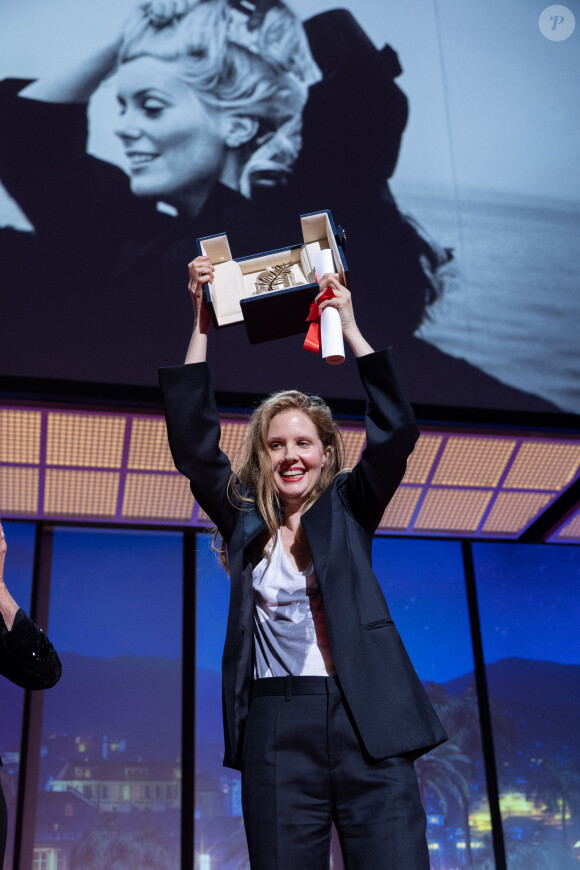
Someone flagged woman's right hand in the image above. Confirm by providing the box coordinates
[184,256,214,364]
[188,256,214,335]
[143,0,193,26]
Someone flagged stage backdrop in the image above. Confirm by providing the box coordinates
[1,0,578,413]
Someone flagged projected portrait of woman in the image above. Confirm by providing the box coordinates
[0,0,317,379]
[0,0,567,412]
[3,0,313,209]
[115,1,319,214]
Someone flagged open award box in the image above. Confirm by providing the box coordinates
[197,210,348,346]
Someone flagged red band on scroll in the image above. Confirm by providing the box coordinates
[303,288,335,354]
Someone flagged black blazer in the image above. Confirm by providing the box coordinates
[160,349,447,770]
[0,609,62,766]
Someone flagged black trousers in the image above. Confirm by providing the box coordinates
[241,676,429,870]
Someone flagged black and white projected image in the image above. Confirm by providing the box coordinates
[0,0,578,413]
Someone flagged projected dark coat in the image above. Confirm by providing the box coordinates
[0,77,267,387]
[0,57,561,411]
[159,349,447,770]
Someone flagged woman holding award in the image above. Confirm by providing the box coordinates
[159,256,447,869]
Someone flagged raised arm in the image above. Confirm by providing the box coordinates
[343,350,419,534]
[19,38,122,104]
[311,274,417,530]
[159,256,241,540]
[184,256,215,364]
[19,0,199,104]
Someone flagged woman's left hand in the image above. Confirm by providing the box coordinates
[315,274,374,358]
[316,273,357,335]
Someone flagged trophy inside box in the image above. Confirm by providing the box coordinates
[197,210,348,344]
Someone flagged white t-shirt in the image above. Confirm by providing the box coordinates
[252,531,336,678]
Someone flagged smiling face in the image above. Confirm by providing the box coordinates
[115,56,227,202]
[266,409,330,511]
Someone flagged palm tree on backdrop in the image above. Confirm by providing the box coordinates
[69,822,173,870]
[427,681,516,773]
[423,681,508,869]
[415,740,474,867]
[474,831,578,870]
[525,757,580,845]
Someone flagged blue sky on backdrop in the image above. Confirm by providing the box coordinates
[2,523,183,658]
[4,522,579,684]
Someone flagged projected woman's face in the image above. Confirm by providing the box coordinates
[115,56,226,202]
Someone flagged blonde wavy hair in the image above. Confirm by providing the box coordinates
[214,389,345,571]
[119,0,316,196]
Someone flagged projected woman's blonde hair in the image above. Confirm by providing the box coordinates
[119,0,319,196]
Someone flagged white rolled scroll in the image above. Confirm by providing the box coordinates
[314,249,345,365]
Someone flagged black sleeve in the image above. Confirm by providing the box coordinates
[342,347,420,534]
[159,362,241,542]
[0,609,62,690]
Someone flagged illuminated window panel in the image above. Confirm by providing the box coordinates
[1,396,578,537]
[220,421,250,467]
[554,511,580,542]
[0,408,42,464]
[122,473,194,521]
[46,413,126,468]
[44,469,119,516]
[339,428,367,469]
[432,437,516,488]
[379,486,422,530]
[415,488,493,532]
[503,441,580,491]
[127,417,175,471]
[482,492,554,535]
[402,434,443,484]
[0,466,39,513]
[474,542,580,857]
